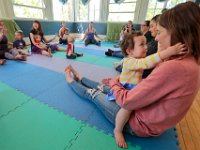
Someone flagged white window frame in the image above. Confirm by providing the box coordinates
[75,0,101,22]
[108,0,137,22]
[12,0,53,20]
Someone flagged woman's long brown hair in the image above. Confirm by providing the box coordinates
[159,2,200,64]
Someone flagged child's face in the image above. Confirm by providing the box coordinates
[62,21,66,27]
[127,35,147,58]
[64,30,69,35]
[15,32,22,40]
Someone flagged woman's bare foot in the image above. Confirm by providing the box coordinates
[70,66,82,81]
[64,66,74,83]
[64,65,82,82]
[114,128,127,149]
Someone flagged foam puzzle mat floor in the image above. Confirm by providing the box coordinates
[0,42,180,150]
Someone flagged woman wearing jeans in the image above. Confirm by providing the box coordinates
[65,2,200,148]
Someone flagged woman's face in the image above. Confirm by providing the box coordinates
[141,21,149,33]
[155,24,171,51]
[149,21,157,37]
[127,21,133,28]
[90,22,93,28]
[33,22,39,30]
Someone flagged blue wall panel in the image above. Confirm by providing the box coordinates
[15,20,75,37]
[15,20,141,36]
[75,22,107,34]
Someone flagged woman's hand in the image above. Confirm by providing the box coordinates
[102,78,112,86]
[102,76,119,86]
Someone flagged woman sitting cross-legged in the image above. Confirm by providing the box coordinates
[81,21,103,46]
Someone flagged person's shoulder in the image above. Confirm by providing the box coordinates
[21,39,26,44]
[156,56,196,75]
[30,29,36,34]
[13,40,17,44]
[145,31,151,36]
[124,57,136,63]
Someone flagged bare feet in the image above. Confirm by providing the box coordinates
[15,55,27,61]
[64,65,82,83]
[64,65,74,83]
[47,48,52,57]
[114,128,127,149]
[70,66,82,81]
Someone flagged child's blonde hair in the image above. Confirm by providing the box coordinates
[15,30,23,37]
[121,31,143,56]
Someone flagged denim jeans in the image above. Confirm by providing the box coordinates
[69,77,135,135]
[116,64,123,72]
[112,51,124,58]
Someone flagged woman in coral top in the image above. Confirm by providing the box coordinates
[64,2,200,148]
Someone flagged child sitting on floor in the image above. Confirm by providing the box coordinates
[61,28,69,45]
[110,32,186,148]
[66,36,83,59]
[59,21,69,44]
[13,30,31,56]
[0,31,27,61]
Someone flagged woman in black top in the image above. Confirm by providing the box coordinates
[141,20,154,43]
[29,20,57,57]
[142,15,160,78]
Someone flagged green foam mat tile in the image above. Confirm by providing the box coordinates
[0,99,83,150]
[93,56,121,68]
[0,82,31,118]
[53,51,66,59]
[53,51,120,68]
[68,125,141,150]
[53,52,101,64]
[0,82,11,92]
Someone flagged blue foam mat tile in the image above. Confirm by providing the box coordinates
[87,108,114,134]
[35,81,96,122]
[124,128,180,150]
[0,64,64,97]
[84,103,179,150]
[0,61,36,82]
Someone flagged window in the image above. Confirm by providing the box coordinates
[166,0,186,8]
[52,0,73,21]
[146,0,187,20]
[89,0,100,21]
[77,0,100,21]
[108,0,137,22]
[145,0,165,20]
[12,0,45,19]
